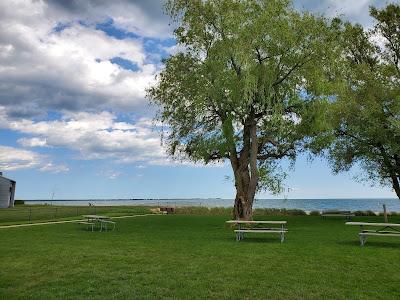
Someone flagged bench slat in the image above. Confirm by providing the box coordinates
[235,230,286,233]
[226,220,286,224]
[346,222,400,227]
[249,227,288,231]
[360,232,400,237]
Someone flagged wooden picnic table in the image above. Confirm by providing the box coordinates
[322,210,355,220]
[346,222,400,246]
[226,220,287,242]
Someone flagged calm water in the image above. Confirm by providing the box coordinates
[25,198,400,212]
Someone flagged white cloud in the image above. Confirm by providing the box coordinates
[98,169,122,180]
[0,0,158,116]
[0,107,167,165]
[44,0,171,39]
[0,145,67,172]
[39,162,70,173]
[0,146,41,171]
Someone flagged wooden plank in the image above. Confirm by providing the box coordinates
[235,230,286,233]
[226,220,287,224]
[346,222,400,227]
[250,227,288,231]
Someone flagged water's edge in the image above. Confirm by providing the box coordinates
[25,198,400,212]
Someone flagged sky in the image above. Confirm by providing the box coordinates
[0,0,397,200]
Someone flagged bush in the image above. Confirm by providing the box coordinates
[174,206,232,215]
[174,206,308,216]
[253,208,307,216]
[378,211,398,216]
[354,210,377,216]
[14,200,24,205]
[309,210,321,216]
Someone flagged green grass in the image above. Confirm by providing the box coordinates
[1,215,400,299]
[0,205,152,225]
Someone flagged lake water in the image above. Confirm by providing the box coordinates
[24,198,400,212]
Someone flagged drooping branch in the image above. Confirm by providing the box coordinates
[257,145,295,160]
[273,53,313,87]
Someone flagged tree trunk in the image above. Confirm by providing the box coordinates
[228,114,259,220]
[233,187,253,220]
[391,175,400,199]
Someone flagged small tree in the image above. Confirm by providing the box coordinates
[148,0,341,219]
[327,4,400,199]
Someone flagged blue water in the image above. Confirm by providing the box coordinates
[24,198,400,212]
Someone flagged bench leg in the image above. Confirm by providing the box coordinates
[236,232,244,241]
[360,235,366,246]
[280,232,285,243]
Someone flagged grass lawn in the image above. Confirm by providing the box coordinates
[0,206,151,225]
[1,214,400,299]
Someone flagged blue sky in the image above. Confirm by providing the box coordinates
[0,0,396,200]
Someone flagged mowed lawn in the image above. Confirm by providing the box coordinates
[1,215,400,299]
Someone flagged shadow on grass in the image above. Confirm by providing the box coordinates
[338,240,400,249]
[221,236,284,244]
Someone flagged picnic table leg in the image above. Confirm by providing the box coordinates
[359,234,366,246]
[359,225,365,246]
[236,224,241,242]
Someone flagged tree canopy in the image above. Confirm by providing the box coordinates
[148,0,343,219]
[326,4,400,198]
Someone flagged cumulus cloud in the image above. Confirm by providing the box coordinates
[0,145,68,172]
[0,0,160,117]
[43,0,171,38]
[0,107,167,165]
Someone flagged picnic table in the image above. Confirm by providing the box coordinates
[226,220,287,242]
[322,210,355,220]
[346,222,400,246]
[80,215,116,232]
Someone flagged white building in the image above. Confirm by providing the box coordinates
[0,173,16,208]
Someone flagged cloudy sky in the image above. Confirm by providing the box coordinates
[0,0,396,200]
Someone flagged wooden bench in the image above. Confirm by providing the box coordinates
[322,210,355,220]
[77,221,95,231]
[346,222,400,246]
[226,220,287,243]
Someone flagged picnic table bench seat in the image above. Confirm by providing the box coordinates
[226,220,287,243]
[322,210,355,219]
[346,222,400,246]
[77,221,96,231]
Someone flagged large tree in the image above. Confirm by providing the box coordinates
[326,4,400,199]
[148,0,341,220]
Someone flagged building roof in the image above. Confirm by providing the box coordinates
[0,174,16,183]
